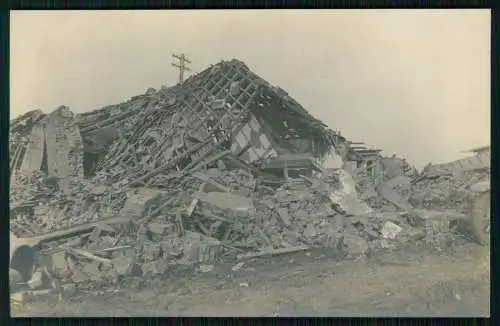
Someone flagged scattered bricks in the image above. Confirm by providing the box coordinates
[112,256,137,277]
[405,227,426,241]
[321,224,343,246]
[105,270,120,285]
[363,226,380,240]
[51,277,62,292]
[27,269,44,290]
[100,262,113,272]
[232,262,245,271]
[183,231,223,265]
[276,208,291,227]
[82,262,102,279]
[142,241,162,262]
[329,191,373,217]
[302,223,317,239]
[141,260,167,277]
[70,270,91,284]
[269,234,282,248]
[293,209,309,221]
[136,224,149,248]
[199,264,215,273]
[60,283,77,299]
[90,185,107,196]
[195,191,255,213]
[124,248,137,259]
[206,168,224,179]
[289,202,300,212]
[160,235,185,257]
[141,262,155,277]
[282,231,300,247]
[342,234,369,256]
[332,214,345,230]
[50,252,72,279]
[380,221,403,240]
[119,188,166,221]
[380,239,392,249]
[147,222,174,236]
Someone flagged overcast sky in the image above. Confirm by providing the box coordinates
[10,10,490,169]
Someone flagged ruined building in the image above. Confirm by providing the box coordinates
[10,59,351,187]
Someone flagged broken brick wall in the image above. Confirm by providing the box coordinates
[9,110,47,173]
[20,119,46,172]
[44,106,84,193]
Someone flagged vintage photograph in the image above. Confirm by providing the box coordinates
[9,10,490,316]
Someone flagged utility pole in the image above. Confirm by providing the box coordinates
[171,53,191,85]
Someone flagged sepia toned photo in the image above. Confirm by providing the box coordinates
[9,9,490,317]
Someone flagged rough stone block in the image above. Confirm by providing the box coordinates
[119,188,166,220]
[27,269,44,290]
[50,252,72,278]
[182,231,222,264]
[112,256,137,277]
[82,262,102,278]
[60,283,77,298]
[343,234,368,256]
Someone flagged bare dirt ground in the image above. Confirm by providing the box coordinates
[11,241,490,317]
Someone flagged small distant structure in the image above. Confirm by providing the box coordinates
[462,145,490,156]
[345,141,383,177]
[424,145,491,175]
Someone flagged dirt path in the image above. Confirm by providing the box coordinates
[11,243,490,317]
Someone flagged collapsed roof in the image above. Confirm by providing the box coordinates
[10,59,350,188]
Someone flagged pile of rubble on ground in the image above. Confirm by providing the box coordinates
[9,58,490,302]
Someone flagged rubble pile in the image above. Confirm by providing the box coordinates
[9,58,489,301]
[410,171,489,213]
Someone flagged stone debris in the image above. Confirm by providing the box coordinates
[182,231,222,264]
[231,262,245,271]
[9,58,490,296]
[27,269,44,290]
[81,262,102,279]
[380,221,403,240]
[49,252,72,279]
[342,234,369,256]
[112,256,137,277]
[199,264,215,273]
[59,283,77,299]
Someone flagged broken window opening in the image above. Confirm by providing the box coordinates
[83,151,101,178]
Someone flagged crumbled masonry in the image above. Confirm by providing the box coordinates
[9,59,490,300]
